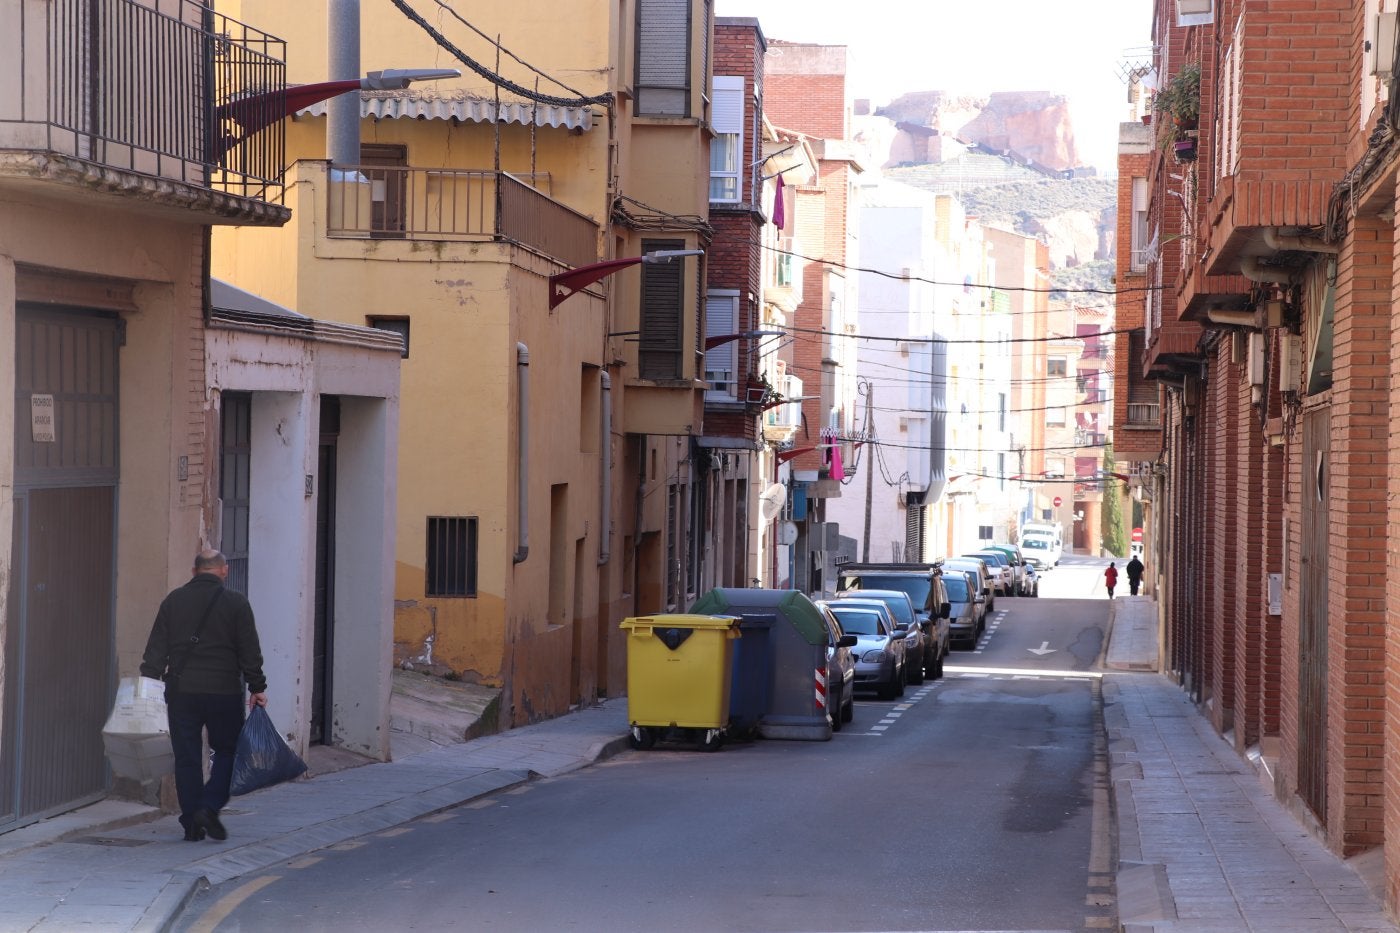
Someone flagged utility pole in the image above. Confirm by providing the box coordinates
[861,380,874,562]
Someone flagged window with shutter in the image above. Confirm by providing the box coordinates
[636,0,691,116]
[709,76,744,202]
[1130,177,1149,272]
[704,291,739,399]
[640,238,686,380]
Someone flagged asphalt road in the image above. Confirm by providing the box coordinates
[177,592,1114,933]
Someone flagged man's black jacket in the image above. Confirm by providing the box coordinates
[140,573,267,695]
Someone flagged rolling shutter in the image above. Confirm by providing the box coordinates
[637,0,690,116]
[640,238,686,380]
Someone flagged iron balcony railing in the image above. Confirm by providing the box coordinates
[2,0,286,199]
[326,165,598,268]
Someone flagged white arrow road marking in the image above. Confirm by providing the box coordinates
[1028,641,1057,656]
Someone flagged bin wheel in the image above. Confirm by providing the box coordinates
[699,729,724,752]
[629,726,656,750]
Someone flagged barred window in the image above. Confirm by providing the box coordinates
[426,516,477,597]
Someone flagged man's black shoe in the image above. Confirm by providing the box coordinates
[182,826,206,842]
[193,808,227,841]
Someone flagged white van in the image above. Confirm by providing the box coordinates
[1021,531,1062,569]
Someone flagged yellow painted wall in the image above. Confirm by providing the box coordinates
[0,190,212,680]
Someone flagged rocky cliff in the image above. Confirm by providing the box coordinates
[876,90,1082,172]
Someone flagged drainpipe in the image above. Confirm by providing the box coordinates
[327,0,360,166]
[513,343,530,564]
[1262,226,1339,255]
[1205,308,1259,327]
[598,371,612,565]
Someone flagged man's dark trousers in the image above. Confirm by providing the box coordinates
[167,691,244,828]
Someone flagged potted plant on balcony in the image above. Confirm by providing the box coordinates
[1153,60,1201,161]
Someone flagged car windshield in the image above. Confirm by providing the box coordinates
[843,576,930,611]
[828,609,882,635]
[944,575,970,601]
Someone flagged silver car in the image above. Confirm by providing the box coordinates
[815,603,858,731]
[825,602,906,700]
[831,591,927,685]
[945,556,995,612]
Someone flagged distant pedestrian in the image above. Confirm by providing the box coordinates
[1104,562,1118,599]
[1126,555,1145,595]
[141,549,267,843]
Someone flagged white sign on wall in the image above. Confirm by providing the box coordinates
[30,394,55,443]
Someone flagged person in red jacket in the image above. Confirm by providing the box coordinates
[1104,562,1119,599]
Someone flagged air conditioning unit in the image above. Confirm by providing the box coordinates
[1246,332,1265,387]
[1373,12,1399,79]
[1176,0,1213,24]
[1278,332,1301,394]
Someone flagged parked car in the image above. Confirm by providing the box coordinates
[943,569,985,648]
[833,588,947,681]
[966,549,1013,595]
[823,601,906,700]
[815,603,858,730]
[984,544,1032,595]
[834,562,952,679]
[944,556,995,613]
[1019,532,1061,569]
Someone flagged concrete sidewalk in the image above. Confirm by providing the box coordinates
[0,698,630,933]
[2,599,1397,932]
[1105,596,1397,932]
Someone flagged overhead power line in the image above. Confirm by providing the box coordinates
[386,0,613,108]
[765,243,1166,296]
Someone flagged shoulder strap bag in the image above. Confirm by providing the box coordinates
[163,587,224,694]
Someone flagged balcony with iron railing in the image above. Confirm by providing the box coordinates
[0,0,289,224]
[325,164,597,268]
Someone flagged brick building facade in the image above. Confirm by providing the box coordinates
[1121,0,1400,912]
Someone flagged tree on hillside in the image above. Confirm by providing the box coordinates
[1101,443,1128,557]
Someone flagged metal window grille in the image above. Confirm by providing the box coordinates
[219,392,252,594]
[368,317,409,358]
[426,517,477,597]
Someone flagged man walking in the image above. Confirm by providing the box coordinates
[1126,554,1145,595]
[141,549,267,842]
[1104,562,1118,599]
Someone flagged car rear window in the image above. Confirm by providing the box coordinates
[842,576,930,610]
[828,608,881,635]
[972,551,1007,567]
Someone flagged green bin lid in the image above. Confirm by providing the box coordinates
[688,588,826,645]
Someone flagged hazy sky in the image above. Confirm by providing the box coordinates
[714,0,1155,172]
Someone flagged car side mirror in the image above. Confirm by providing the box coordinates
[940,602,952,618]
[975,594,987,604]
[893,623,910,634]
[837,634,858,648]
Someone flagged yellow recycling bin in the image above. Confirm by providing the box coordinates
[620,613,741,751]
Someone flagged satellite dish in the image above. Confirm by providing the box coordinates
[777,521,800,546]
[759,483,787,521]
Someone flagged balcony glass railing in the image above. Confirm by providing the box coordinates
[2,0,286,199]
[326,166,597,268]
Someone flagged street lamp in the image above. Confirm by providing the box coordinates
[214,69,460,157]
[548,250,704,309]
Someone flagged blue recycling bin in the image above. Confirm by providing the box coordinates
[689,588,832,741]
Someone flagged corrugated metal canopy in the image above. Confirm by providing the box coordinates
[296,91,595,130]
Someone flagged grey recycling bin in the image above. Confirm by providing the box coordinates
[689,588,832,741]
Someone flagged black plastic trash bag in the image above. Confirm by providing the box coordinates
[230,705,307,796]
